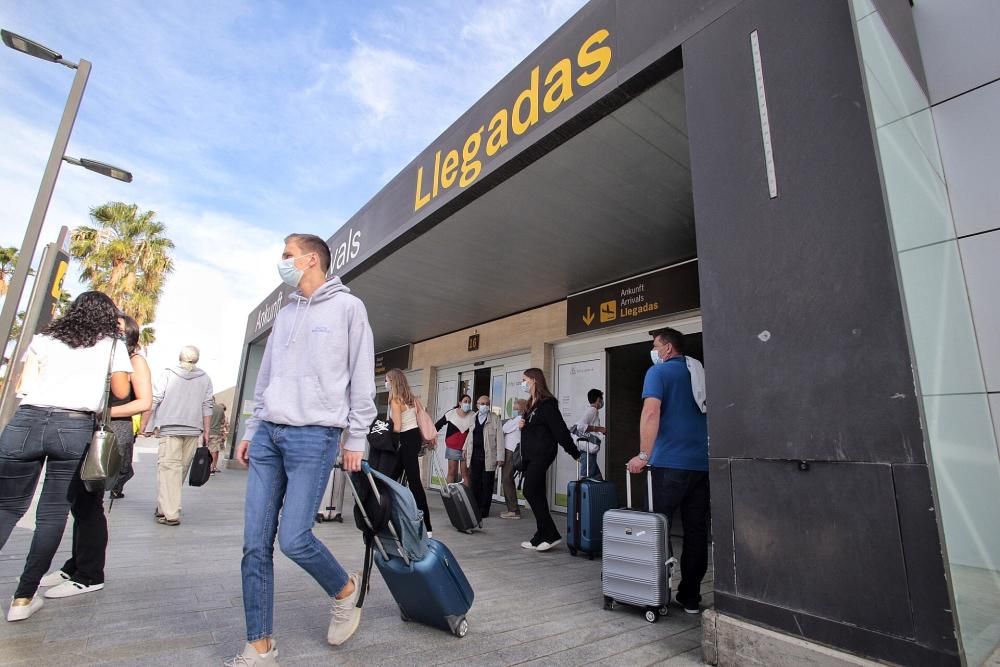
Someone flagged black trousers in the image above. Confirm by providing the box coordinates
[60,478,108,586]
[468,455,495,518]
[650,467,710,607]
[390,429,432,531]
[522,447,559,543]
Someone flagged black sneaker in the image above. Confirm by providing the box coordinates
[673,598,701,614]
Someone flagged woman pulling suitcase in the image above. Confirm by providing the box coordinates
[517,369,579,552]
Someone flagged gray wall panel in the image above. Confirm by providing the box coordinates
[684,0,923,464]
[731,460,912,638]
[709,459,735,594]
[687,0,957,662]
[870,0,928,97]
[892,464,960,652]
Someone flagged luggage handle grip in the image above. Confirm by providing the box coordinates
[624,465,653,511]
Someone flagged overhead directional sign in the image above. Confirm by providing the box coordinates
[566,260,700,335]
[375,344,412,376]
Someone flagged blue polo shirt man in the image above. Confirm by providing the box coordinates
[628,327,709,614]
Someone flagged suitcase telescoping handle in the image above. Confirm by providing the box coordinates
[624,465,654,511]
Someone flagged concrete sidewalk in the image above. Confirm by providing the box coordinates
[1,443,709,666]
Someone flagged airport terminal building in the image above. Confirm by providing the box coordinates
[232,2,999,665]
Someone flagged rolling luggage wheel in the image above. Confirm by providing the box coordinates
[658,605,669,616]
[569,547,578,556]
[399,605,410,622]
[315,513,324,523]
[603,596,615,610]
[454,617,469,638]
[644,608,659,623]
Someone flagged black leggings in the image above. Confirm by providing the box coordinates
[391,429,432,531]
[522,448,558,543]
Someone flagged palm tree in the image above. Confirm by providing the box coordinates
[53,289,73,319]
[7,310,26,345]
[0,247,19,297]
[70,203,175,325]
[139,326,156,355]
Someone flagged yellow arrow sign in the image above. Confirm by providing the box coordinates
[582,306,595,326]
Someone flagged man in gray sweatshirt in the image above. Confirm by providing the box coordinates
[227,233,376,667]
[142,345,215,526]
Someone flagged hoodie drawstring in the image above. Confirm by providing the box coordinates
[285,296,312,347]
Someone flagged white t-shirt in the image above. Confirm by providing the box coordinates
[502,417,520,452]
[18,334,133,413]
[576,405,602,442]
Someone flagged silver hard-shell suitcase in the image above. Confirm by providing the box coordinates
[601,467,676,623]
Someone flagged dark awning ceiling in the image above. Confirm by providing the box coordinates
[349,70,695,351]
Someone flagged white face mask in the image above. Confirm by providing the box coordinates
[384,381,391,392]
[650,349,665,365]
[460,402,472,413]
[520,380,530,393]
[477,404,490,415]
[277,253,312,288]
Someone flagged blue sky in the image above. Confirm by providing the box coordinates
[0,0,587,387]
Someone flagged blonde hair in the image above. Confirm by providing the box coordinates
[386,369,416,408]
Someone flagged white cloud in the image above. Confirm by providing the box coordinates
[1,0,589,390]
[142,214,282,392]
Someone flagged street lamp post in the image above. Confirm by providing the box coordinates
[0,30,131,398]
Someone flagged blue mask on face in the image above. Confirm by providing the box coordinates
[460,402,472,413]
[277,256,304,287]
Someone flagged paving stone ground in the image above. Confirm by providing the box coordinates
[1,439,711,666]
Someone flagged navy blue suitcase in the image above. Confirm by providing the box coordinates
[375,538,474,637]
[567,478,618,558]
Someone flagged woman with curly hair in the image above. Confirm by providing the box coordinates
[0,291,132,622]
[40,314,153,600]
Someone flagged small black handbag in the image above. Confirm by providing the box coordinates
[189,445,212,486]
[511,442,526,473]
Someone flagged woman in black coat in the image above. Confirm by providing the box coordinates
[517,368,579,551]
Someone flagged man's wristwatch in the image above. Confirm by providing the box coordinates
[638,451,649,462]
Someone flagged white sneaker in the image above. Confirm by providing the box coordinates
[426,531,433,539]
[44,581,104,599]
[327,573,362,646]
[224,640,279,666]
[39,570,71,587]
[6,596,43,622]
[520,541,537,550]
[536,539,562,552]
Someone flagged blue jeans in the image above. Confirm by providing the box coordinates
[578,451,603,480]
[241,422,347,641]
[0,406,98,598]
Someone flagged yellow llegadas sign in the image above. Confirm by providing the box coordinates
[414,28,613,212]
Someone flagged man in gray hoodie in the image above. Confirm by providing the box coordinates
[227,233,376,667]
[143,345,214,526]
